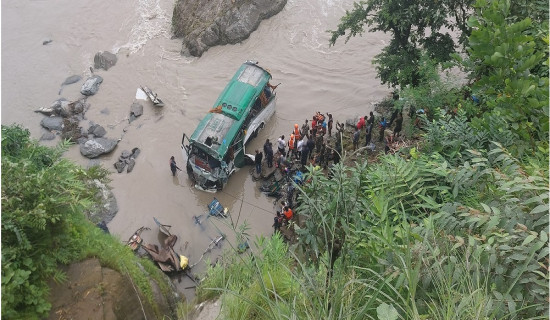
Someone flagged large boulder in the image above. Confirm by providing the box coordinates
[80,137,118,158]
[172,0,286,57]
[80,75,103,96]
[94,51,118,71]
[87,179,118,224]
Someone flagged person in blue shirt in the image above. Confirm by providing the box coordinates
[378,117,387,142]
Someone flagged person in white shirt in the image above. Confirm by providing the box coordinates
[296,138,304,161]
[277,135,286,156]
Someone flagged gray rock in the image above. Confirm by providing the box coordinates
[120,150,132,159]
[79,137,118,158]
[129,102,144,123]
[72,101,84,114]
[114,161,126,173]
[80,75,103,96]
[41,116,64,131]
[94,51,118,71]
[40,132,56,141]
[77,137,88,145]
[126,158,136,173]
[88,179,118,223]
[100,108,110,115]
[88,124,107,137]
[43,39,53,45]
[130,103,143,117]
[131,147,141,159]
[173,0,286,57]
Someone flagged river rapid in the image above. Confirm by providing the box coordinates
[2,0,389,300]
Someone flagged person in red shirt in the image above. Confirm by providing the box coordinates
[356,116,366,130]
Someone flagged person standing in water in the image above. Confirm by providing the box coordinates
[170,156,181,176]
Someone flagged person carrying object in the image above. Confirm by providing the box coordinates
[170,156,182,176]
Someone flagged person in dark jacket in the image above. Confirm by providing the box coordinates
[263,139,274,168]
[365,123,373,147]
[170,156,181,176]
[301,139,309,166]
[254,150,263,174]
[307,134,315,160]
[367,111,375,125]
[393,112,403,138]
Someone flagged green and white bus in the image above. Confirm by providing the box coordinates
[181,61,277,192]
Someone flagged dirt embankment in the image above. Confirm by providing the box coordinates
[48,259,177,320]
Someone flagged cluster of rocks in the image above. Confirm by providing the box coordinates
[35,51,136,161]
[113,148,141,173]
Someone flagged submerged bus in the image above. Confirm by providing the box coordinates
[181,61,277,192]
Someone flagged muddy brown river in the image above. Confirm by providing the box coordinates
[2,0,389,300]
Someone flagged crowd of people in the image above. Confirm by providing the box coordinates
[257,109,405,235]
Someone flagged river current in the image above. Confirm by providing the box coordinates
[2,0,389,299]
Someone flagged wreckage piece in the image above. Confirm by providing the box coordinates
[127,226,149,251]
[139,86,165,107]
[154,217,172,236]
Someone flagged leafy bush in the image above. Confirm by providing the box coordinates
[1,124,171,319]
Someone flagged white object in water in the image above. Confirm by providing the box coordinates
[135,87,148,100]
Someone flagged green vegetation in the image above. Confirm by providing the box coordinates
[1,125,173,319]
[196,0,549,318]
[329,0,474,88]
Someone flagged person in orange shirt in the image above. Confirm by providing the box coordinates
[293,123,301,141]
[283,206,293,221]
[288,134,296,159]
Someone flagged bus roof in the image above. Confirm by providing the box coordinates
[189,62,272,160]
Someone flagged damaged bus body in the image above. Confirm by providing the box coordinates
[181,61,277,192]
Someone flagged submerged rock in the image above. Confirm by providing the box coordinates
[61,75,82,86]
[40,132,56,141]
[172,0,287,57]
[94,51,118,71]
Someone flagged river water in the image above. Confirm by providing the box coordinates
[2,0,389,301]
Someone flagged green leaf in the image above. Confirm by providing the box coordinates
[522,234,537,246]
[377,303,399,320]
[530,204,548,214]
